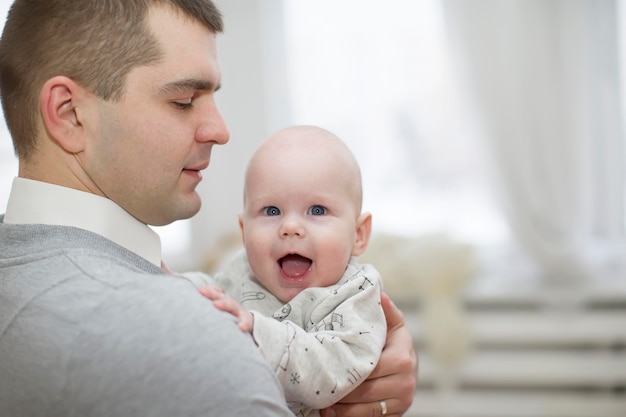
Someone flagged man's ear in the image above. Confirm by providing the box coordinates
[352,212,372,256]
[39,76,86,154]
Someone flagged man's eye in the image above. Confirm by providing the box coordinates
[308,205,327,215]
[264,206,280,216]
[173,101,193,110]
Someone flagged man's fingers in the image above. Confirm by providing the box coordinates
[321,399,404,417]
[380,292,404,331]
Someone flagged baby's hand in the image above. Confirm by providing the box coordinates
[198,286,254,332]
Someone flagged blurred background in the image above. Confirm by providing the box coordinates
[1,0,626,416]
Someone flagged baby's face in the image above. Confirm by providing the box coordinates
[240,131,367,302]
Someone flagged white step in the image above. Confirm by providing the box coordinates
[417,351,626,389]
[406,311,626,348]
[462,275,626,308]
[406,391,626,417]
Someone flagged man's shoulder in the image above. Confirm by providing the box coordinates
[0,244,292,417]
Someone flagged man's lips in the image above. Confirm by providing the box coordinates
[183,168,202,176]
[182,169,203,182]
[185,161,209,172]
[182,161,209,178]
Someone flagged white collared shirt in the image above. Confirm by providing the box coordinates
[3,177,162,266]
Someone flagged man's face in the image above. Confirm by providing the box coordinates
[82,6,229,226]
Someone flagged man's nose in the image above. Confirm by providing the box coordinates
[196,99,229,145]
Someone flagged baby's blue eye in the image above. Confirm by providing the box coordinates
[308,205,327,215]
[264,206,281,216]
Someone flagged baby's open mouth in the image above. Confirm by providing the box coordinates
[279,254,312,278]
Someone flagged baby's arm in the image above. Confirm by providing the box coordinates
[199,286,254,332]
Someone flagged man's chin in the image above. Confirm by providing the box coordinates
[146,200,201,226]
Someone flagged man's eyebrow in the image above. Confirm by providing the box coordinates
[157,79,221,95]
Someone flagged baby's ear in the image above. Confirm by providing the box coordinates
[238,213,245,241]
[352,212,372,256]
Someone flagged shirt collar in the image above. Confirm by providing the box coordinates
[3,177,162,266]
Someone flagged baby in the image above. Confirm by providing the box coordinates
[197,125,386,417]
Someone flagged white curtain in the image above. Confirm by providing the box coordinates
[443,0,625,283]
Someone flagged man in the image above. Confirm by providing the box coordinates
[0,1,416,416]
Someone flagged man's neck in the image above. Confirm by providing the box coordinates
[4,177,162,266]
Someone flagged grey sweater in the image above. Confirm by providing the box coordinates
[0,218,292,417]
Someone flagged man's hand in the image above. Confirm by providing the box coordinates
[321,292,417,417]
[199,286,254,332]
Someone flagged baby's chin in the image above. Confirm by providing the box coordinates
[274,285,307,304]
